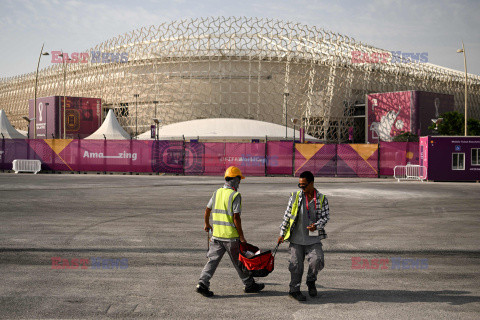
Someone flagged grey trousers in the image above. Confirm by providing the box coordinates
[199,239,254,288]
[288,242,324,292]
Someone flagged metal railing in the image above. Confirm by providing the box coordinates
[393,164,426,182]
[12,159,41,174]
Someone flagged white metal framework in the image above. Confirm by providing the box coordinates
[1,17,479,141]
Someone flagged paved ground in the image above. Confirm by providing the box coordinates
[0,173,479,319]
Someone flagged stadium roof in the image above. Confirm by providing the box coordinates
[0,109,26,139]
[85,109,130,140]
[136,118,318,141]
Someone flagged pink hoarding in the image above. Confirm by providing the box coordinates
[0,139,419,178]
[379,142,419,176]
[266,142,293,175]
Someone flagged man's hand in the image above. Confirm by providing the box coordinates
[307,224,317,232]
[204,224,212,232]
[239,235,247,243]
[277,236,284,244]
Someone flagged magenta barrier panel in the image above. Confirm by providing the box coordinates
[226,143,266,176]
[379,142,419,175]
[266,141,293,175]
[203,142,266,176]
[203,143,226,175]
[0,139,419,177]
[294,144,336,177]
[61,140,154,172]
[337,144,378,177]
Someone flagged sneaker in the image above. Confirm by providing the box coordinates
[289,291,307,301]
[306,281,317,297]
[244,282,265,293]
[196,283,214,297]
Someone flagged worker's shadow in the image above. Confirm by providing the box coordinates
[216,285,479,305]
[303,286,480,305]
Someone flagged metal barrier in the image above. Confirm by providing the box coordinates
[393,164,426,182]
[12,159,41,174]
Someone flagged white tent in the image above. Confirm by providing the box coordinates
[85,109,131,140]
[0,109,27,139]
[136,118,319,141]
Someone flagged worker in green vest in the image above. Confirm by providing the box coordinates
[196,166,265,297]
[277,171,330,301]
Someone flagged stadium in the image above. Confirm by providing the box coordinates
[1,16,479,142]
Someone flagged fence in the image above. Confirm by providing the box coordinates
[393,164,426,182]
[0,139,419,178]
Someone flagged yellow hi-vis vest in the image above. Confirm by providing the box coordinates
[211,187,240,239]
[284,191,325,241]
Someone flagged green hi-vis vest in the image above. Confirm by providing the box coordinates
[284,190,325,241]
[211,188,240,239]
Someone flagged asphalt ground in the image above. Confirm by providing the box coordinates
[0,174,479,319]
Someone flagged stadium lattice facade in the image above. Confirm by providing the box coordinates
[1,17,479,142]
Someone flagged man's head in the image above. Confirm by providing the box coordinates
[224,166,244,190]
[298,171,314,192]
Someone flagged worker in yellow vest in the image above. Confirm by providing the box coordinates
[196,166,265,297]
[277,171,330,301]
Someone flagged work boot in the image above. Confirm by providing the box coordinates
[196,283,214,297]
[289,291,307,302]
[244,282,265,293]
[306,281,317,297]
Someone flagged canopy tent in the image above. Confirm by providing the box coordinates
[0,109,27,139]
[136,118,318,141]
[85,109,131,140]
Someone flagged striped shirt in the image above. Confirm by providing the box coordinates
[279,189,329,240]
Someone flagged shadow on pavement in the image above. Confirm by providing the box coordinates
[303,288,480,306]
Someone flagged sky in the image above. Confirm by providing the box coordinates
[0,0,479,78]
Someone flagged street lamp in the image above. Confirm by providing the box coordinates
[134,94,139,138]
[284,90,290,139]
[153,118,160,140]
[34,44,50,139]
[457,42,468,136]
[22,116,35,139]
[59,52,71,139]
[291,118,299,142]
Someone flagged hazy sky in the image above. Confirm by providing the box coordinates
[1,0,479,78]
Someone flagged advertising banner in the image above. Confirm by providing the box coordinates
[295,144,336,177]
[266,141,293,175]
[367,91,412,143]
[337,144,378,177]
[0,139,416,178]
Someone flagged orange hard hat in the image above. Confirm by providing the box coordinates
[224,166,245,179]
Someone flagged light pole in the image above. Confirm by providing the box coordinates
[291,118,299,142]
[153,100,159,119]
[457,42,468,136]
[34,44,49,139]
[284,90,289,139]
[153,118,160,140]
[134,94,139,138]
[59,52,71,139]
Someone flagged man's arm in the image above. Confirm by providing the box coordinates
[204,207,212,232]
[278,193,295,243]
[233,213,246,243]
[315,196,329,230]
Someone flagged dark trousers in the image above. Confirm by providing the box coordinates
[288,242,324,292]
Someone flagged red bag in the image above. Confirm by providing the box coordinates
[239,242,278,277]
